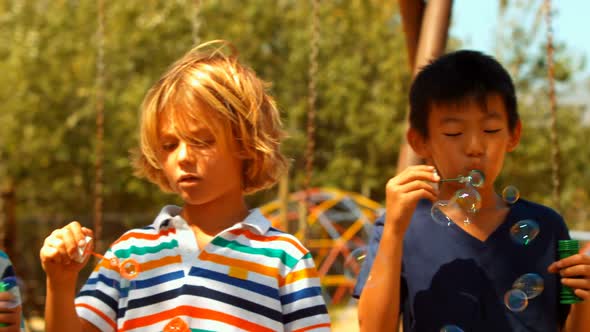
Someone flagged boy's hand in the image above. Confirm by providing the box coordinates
[385,165,439,236]
[40,221,94,283]
[548,253,590,300]
[0,291,21,331]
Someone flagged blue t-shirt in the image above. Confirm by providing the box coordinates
[354,198,571,332]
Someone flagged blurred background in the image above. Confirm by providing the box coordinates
[0,0,588,330]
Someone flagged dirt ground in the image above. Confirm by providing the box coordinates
[330,303,360,332]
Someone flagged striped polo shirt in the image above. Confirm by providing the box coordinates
[75,206,331,331]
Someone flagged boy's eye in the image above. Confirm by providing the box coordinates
[443,133,462,137]
[162,142,178,151]
[484,129,502,134]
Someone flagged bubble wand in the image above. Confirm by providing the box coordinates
[78,236,140,280]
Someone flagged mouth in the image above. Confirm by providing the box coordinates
[178,174,201,184]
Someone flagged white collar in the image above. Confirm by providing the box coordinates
[151,205,271,235]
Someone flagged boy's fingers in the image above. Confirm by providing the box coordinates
[66,221,87,244]
[548,254,590,272]
[558,264,590,278]
[396,181,438,198]
[59,228,79,259]
[574,288,590,300]
[395,166,439,185]
[561,277,590,291]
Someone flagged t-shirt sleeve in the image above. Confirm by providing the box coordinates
[280,252,331,331]
[75,250,122,332]
[352,214,385,299]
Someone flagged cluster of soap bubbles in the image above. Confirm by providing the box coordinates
[78,236,141,283]
[431,169,485,225]
[430,171,547,319]
[504,273,544,312]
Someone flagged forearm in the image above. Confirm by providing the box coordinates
[45,278,84,332]
[358,231,404,332]
[563,301,590,332]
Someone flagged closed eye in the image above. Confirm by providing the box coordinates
[444,133,462,137]
[162,142,178,151]
[484,129,502,134]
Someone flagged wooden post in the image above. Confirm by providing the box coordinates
[396,0,453,172]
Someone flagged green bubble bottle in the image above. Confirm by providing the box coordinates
[558,240,583,304]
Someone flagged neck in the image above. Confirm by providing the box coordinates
[180,193,249,236]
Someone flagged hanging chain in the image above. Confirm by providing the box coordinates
[192,0,201,45]
[304,0,320,195]
[544,0,561,211]
[94,0,105,253]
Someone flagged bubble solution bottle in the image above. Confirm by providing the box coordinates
[558,240,583,304]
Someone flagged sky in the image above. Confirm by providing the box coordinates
[450,0,590,80]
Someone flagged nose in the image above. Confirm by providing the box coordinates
[465,132,485,157]
[177,141,195,164]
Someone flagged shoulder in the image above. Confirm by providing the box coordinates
[516,198,563,221]
[260,227,312,262]
[513,198,567,231]
[109,207,179,251]
[236,209,312,261]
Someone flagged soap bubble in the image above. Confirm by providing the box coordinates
[440,325,464,332]
[431,200,456,226]
[502,185,520,204]
[467,170,485,187]
[452,186,482,214]
[109,257,120,268]
[504,289,528,312]
[510,219,540,245]
[344,246,367,279]
[512,273,544,299]
[164,317,190,332]
[120,258,140,280]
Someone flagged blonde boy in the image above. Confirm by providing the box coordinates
[41,40,331,332]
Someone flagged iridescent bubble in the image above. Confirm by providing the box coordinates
[512,273,544,299]
[431,200,455,226]
[452,186,482,214]
[510,219,540,245]
[440,325,464,332]
[467,170,485,188]
[344,246,367,279]
[109,257,120,268]
[504,289,528,312]
[502,185,520,204]
[120,258,140,280]
[164,317,190,332]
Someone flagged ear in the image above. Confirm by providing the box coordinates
[507,120,522,152]
[407,127,431,159]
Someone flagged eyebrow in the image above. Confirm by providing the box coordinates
[439,111,504,124]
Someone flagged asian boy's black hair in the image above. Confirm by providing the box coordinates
[409,50,519,137]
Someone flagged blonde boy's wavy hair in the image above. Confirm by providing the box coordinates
[133,40,288,194]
